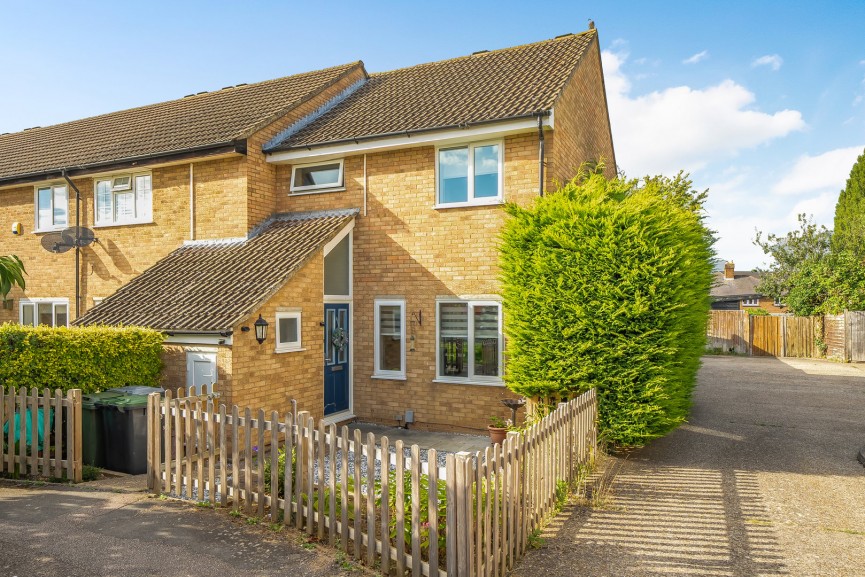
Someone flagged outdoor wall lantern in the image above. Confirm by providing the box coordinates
[254,314,269,345]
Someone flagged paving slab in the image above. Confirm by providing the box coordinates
[350,421,491,453]
[512,355,865,577]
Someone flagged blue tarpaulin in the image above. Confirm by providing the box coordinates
[2,408,53,450]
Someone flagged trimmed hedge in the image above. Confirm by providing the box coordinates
[0,324,163,393]
[501,171,714,447]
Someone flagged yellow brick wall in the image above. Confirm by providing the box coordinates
[227,251,325,418]
[742,297,787,314]
[272,133,544,432]
[245,67,368,231]
[546,34,617,186]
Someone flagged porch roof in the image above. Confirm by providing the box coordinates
[74,209,357,333]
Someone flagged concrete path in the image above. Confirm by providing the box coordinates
[513,356,865,577]
[351,421,491,453]
[0,479,362,577]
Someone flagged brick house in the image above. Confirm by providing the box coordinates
[0,28,616,432]
[710,262,786,313]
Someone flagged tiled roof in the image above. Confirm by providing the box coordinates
[710,271,763,299]
[267,30,597,151]
[75,210,357,332]
[0,63,363,182]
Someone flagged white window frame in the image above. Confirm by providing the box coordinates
[743,297,760,307]
[773,298,784,307]
[19,298,70,327]
[275,311,303,353]
[434,139,504,208]
[33,183,68,232]
[290,159,345,194]
[435,299,504,385]
[93,171,152,227]
[374,299,406,380]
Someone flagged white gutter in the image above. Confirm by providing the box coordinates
[266,115,554,164]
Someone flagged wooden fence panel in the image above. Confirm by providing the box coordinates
[846,311,865,362]
[784,316,818,358]
[0,387,81,482]
[146,388,598,577]
[749,315,782,356]
[707,310,748,353]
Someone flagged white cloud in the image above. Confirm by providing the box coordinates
[772,146,864,195]
[602,49,806,176]
[683,50,709,65]
[751,54,783,71]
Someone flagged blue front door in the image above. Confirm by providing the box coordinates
[324,303,350,416]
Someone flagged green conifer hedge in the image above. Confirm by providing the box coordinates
[501,171,714,446]
[0,324,164,393]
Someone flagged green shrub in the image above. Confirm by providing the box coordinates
[0,324,163,393]
[501,170,714,447]
[745,307,770,316]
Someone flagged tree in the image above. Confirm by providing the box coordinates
[500,168,715,447]
[0,255,26,300]
[833,148,865,256]
[754,214,832,308]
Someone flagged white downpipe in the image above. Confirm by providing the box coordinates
[189,163,195,240]
[363,153,368,217]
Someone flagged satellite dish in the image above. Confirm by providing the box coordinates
[40,232,73,254]
[61,226,96,247]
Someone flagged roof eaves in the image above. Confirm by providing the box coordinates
[268,111,552,153]
[235,61,368,141]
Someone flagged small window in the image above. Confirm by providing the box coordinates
[111,175,132,191]
[773,298,784,307]
[743,298,760,307]
[95,172,152,226]
[290,160,344,193]
[436,141,502,206]
[276,311,302,352]
[437,300,502,383]
[35,184,68,231]
[374,299,405,379]
[20,300,68,327]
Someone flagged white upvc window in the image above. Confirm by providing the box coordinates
[436,140,503,207]
[275,311,302,353]
[436,300,503,384]
[374,299,405,379]
[743,297,760,307]
[20,299,69,327]
[94,172,152,226]
[773,298,784,307]
[34,184,68,231]
[290,159,344,193]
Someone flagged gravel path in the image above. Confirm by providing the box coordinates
[511,356,865,577]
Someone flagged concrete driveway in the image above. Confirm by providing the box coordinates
[513,356,865,577]
[0,479,357,577]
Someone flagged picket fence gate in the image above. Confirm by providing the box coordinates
[0,387,82,482]
[146,388,597,577]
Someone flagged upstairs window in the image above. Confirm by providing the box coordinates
[290,160,344,193]
[20,299,68,327]
[95,173,152,226]
[437,141,502,206]
[35,184,68,231]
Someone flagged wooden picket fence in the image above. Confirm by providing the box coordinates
[146,388,598,577]
[0,387,83,482]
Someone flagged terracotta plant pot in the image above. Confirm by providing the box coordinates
[488,425,508,445]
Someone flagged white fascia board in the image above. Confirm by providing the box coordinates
[164,334,233,346]
[266,115,554,164]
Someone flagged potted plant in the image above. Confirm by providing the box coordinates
[488,415,510,445]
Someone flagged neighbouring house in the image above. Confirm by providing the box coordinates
[0,27,616,432]
[710,262,786,313]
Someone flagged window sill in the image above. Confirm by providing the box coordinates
[372,374,406,381]
[433,199,504,210]
[289,187,346,197]
[433,378,504,387]
[275,347,306,354]
[93,220,153,229]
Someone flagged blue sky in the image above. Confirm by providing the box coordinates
[2,1,864,268]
